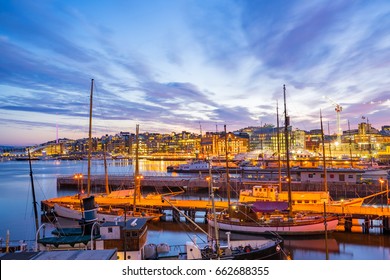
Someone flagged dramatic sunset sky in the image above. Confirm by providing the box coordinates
[1,0,389,145]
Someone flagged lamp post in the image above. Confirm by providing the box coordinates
[385,178,389,209]
[74,173,83,193]
[387,179,389,208]
[379,177,384,211]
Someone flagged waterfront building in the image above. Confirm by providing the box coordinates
[200,131,249,159]
[9,120,390,164]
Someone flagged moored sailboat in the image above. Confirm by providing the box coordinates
[45,80,162,222]
[145,159,284,260]
[207,85,339,236]
[207,201,338,236]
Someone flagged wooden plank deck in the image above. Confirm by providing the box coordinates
[42,193,390,217]
[42,194,229,212]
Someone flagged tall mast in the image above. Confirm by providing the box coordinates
[224,124,230,208]
[276,101,282,193]
[327,122,333,168]
[283,85,292,216]
[28,149,40,239]
[103,142,110,195]
[133,124,140,212]
[348,120,353,168]
[367,118,374,167]
[209,159,220,259]
[320,110,328,193]
[87,79,94,196]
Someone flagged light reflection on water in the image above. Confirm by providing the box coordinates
[0,159,389,260]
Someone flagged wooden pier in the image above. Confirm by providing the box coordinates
[49,174,390,234]
[42,193,228,212]
[57,174,387,201]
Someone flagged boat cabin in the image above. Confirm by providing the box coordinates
[297,168,363,183]
[224,203,258,223]
[239,185,330,205]
[95,217,148,260]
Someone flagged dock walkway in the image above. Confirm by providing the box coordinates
[42,193,390,217]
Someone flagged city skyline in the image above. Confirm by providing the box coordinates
[1,0,390,146]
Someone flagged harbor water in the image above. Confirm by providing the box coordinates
[0,159,389,260]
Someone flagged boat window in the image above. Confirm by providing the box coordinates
[131,232,138,237]
[108,227,113,233]
[305,200,310,204]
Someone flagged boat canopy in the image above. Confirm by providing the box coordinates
[251,201,289,213]
[38,235,100,247]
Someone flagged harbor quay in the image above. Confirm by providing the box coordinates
[46,174,390,235]
[56,173,387,202]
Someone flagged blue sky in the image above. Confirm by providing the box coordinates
[1,0,389,145]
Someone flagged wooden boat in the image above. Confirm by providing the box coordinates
[207,202,339,236]
[39,196,149,260]
[46,81,162,222]
[53,201,162,223]
[207,85,339,236]
[144,235,284,260]
[239,184,364,207]
[146,156,285,260]
[94,217,148,260]
[239,185,330,205]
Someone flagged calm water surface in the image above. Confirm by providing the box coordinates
[0,159,389,260]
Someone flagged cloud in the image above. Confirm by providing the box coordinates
[0,0,389,145]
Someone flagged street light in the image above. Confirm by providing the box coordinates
[387,179,389,208]
[74,173,83,193]
[379,177,384,211]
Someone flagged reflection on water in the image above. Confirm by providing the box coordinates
[0,159,390,259]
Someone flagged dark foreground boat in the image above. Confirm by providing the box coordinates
[144,234,284,260]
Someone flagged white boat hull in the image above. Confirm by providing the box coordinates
[54,204,124,222]
[208,217,339,236]
[53,203,162,222]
